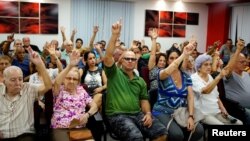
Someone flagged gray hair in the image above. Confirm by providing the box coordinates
[3,66,23,79]
[63,40,73,46]
[195,53,212,71]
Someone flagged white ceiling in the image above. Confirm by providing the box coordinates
[121,0,238,4]
[180,0,237,3]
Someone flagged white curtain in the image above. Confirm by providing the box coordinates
[71,0,134,47]
[230,4,250,45]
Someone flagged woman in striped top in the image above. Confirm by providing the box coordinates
[152,42,204,141]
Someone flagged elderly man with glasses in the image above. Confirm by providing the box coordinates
[103,20,167,141]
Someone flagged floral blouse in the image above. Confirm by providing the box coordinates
[51,85,92,128]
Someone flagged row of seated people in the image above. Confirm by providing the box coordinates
[1,21,250,141]
[140,28,250,128]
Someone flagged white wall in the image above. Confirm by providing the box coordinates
[0,0,71,50]
[1,0,208,53]
[133,0,208,53]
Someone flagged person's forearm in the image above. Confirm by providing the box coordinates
[87,102,98,116]
[104,34,119,67]
[226,47,242,70]
[54,65,73,86]
[54,56,63,73]
[212,57,219,72]
[37,64,52,92]
[187,87,194,116]
[202,75,221,94]
[61,31,66,42]
[140,100,151,114]
[160,53,185,80]
[148,38,157,70]
[106,34,119,57]
[88,32,97,50]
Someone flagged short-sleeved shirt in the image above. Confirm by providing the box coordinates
[153,71,192,114]
[29,68,58,86]
[223,72,250,108]
[219,44,236,64]
[60,50,70,65]
[12,57,30,78]
[191,72,220,115]
[104,63,148,116]
[82,68,103,95]
[51,85,92,128]
[0,83,39,138]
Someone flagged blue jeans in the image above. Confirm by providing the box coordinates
[107,112,167,141]
[155,113,204,141]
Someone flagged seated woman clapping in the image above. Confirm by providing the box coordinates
[51,50,103,141]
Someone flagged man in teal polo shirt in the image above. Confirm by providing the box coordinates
[103,20,167,141]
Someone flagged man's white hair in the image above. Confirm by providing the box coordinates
[3,66,23,78]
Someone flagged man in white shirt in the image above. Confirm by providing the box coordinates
[0,47,52,140]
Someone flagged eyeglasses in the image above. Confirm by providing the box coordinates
[238,60,248,64]
[65,77,79,81]
[123,57,137,62]
[0,62,10,66]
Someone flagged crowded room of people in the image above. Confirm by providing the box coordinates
[0,0,250,141]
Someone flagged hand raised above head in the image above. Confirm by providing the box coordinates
[236,39,245,51]
[45,42,56,56]
[148,28,158,40]
[183,42,195,56]
[27,47,43,65]
[112,19,122,35]
[93,26,99,33]
[69,50,80,67]
[213,40,221,47]
[60,26,65,33]
[72,28,77,34]
[7,33,14,42]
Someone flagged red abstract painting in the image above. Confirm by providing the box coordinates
[187,13,199,25]
[160,11,173,24]
[145,10,159,36]
[173,25,186,37]
[40,3,58,34]
[0,1,18,17]
[20,18,39,34]
[0,18,18,33]
[20,2,39,17]
[174,12,187,24]
[159,24,172,37]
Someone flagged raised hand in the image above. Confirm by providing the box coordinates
[72,28,77,35]
[93,26,99,33]
[236,39,245,51]
[69,50,80,67]
[7,33,14,42]
[213,40,221,47]
[112,19,122,36]
[45,42,56,56]
[60,26,65,33]
[27,47,43,66]
[183,42,195,56]
[149,28,158,40]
